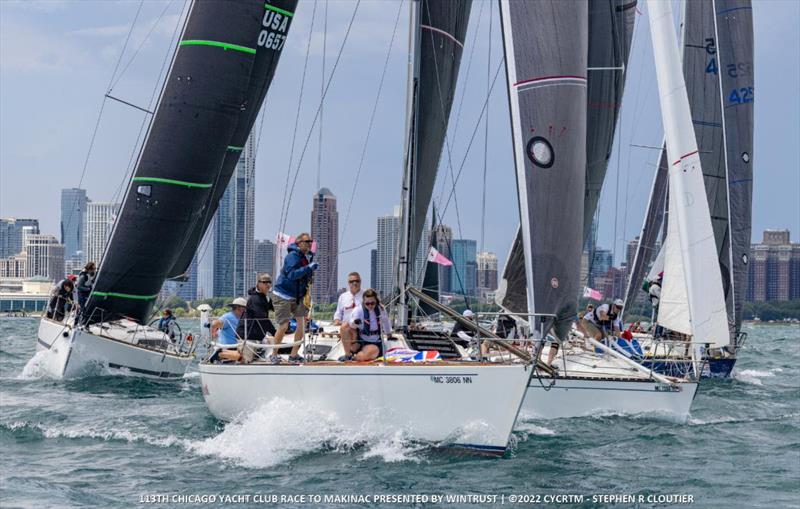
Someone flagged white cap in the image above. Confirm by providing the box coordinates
[463,309,474,318]
[230,297,248,307]
[613,298,624,308]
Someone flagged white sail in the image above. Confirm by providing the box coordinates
[646,240,665,283]
[647,0,729,348]
[658,189,691,335]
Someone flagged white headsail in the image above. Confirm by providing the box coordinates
[647,0,729,347]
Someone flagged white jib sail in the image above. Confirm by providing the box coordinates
[647,0,729,348]
[658,189,691,335]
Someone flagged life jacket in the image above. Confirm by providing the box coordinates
[359,304,383,339]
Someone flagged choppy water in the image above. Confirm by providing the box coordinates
[1,319,798,508]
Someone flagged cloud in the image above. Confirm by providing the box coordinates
[0,22,92,72]
[70,24,131,37]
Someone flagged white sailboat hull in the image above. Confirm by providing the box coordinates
[199,361,532,454]
[523,377,698,422]
[36,318,192,379]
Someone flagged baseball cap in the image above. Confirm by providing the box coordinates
[230,297,248,307]
[463,309,474,318]
[613,299,624,308]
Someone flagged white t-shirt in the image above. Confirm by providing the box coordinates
[334,289,364,322]
[348,305,391,343]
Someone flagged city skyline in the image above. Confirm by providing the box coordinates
[1,1,796,288]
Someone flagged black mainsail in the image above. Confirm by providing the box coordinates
[86,1,297,324]
[397,0,471,319]
[499,0,588,338]
[168,1,297,279]
[583,0,637,244]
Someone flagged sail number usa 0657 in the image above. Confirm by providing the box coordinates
[430,376,473,384]
[259,9,291,51]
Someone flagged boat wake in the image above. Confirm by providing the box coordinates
[734,368,783,386]
[0,420,188,449]
[18,350,52,380]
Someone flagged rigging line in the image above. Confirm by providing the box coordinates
[480,1,492,255]
[280,0,362,234]
[63,0,145,242]
[317,0,328,192]
[435,0,485,211]
[439,58,504,224]
[278,0,318,235]
[109,0,175,93]
[110,0,186,209]
[338,238,377,255]
[340,0,404,250]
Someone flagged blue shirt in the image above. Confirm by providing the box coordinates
[218,311,240,345]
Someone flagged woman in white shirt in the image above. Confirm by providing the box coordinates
[345,288,391,362]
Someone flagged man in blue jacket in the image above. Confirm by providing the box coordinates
[271,232,318,363]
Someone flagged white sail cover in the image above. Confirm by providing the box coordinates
[647,0,729,347]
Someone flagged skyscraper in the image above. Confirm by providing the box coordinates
[450,239,477,297]
[370,248,377,289]
[214,133,256,297]
[433,223,453,293]
[60,188,88,261]
[310,188,339,304]
[375,207,401,299]
[0,218,39,257]
[254,239,276,279]
[176,255,198,301]
[476,251,498,298]
[25,234,65,281]
[83,202,118,265]
[747,229,800,301]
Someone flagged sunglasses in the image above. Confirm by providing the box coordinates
[298,239,313,244]
[259,280,272,284]
[348,279,361,284]
[364,301,377,306]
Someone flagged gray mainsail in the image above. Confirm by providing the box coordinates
[583,0,637,243]
[404,0,472,284]
[715,0,753,339]
[499,0,588,338]
[86,1,297,324]
[495,225,528,317]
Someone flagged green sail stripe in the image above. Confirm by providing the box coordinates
[133,177,212,189]
[264,3,294,17]
[93,291,159,301]
[227,146,244,151]
[179,40,256,55]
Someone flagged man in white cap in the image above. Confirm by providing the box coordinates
[610,299,625,336]
[451,309,476,348]
[211,297,248,348]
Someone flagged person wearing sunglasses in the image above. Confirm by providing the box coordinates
[343,288,391,362]
[235,273,277,343]
[271,232,318,363]
[333,272,364,360]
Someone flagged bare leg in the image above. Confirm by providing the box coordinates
[272,321,290,352]
[340,324,356,356]
[355,344,380,362]
[546,343,559,366]
[291,317,305,356]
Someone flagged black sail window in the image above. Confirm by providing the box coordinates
[137,185,152,197]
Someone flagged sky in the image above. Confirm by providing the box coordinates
[1,0,798,286]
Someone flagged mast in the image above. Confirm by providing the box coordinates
[647,0,729,348]
[396,0,422,328]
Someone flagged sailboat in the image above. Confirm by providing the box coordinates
[35,0,297,379]
[199,0,533,456]
[624,0,754,378]
[490,0,706,421]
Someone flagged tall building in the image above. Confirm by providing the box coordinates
[60,188,88,260]
[83,202,118,265]
[375,207,401,299]
[214,133,256,297]
[747,229,800,301]
[476,251,498,298]
[196,224,215,299]
[176,255,198,301]
[25,234,65,281]
[625,236,639,275]
[310,188,339,304]
[0,253,27,278]
[433,223,453,293]
[0,218,39,257]
[370,248,377,289]
[254,239,276,279]
[450,239,477,297]
[589,248,613,288]
[595,266,627,300]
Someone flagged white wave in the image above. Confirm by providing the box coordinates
[17,350,51,380]
[360,430,423,463]
[688,416,738,426]
[182,371,200,379]
[514,422,556,436]
[2,419,188,449]
[734,368,779,386]
[187,398,348,468]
